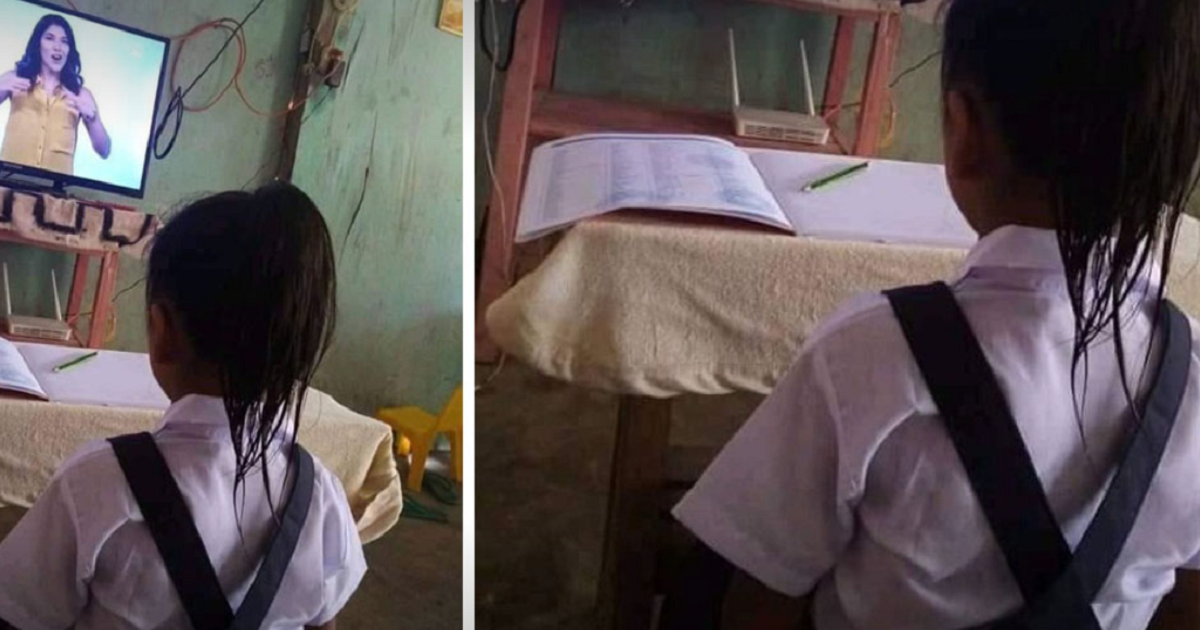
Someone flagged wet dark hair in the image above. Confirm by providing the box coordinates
[15,15,84,94]
[147,182,337,504]
[943,0,1200,407]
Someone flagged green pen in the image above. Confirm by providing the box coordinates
[802,161,871,193]
[53,351,99,374]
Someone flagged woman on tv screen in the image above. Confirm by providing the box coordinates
[0,14,110,176]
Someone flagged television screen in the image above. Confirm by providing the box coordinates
[0,0,168,198]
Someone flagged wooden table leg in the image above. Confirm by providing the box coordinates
[822,16,857,126]
[65,254,89,340]
[86,252,118,349]
[535,0,563,91]
[598,396,672,630]
[476,0,554,362]
[854,12,902,156]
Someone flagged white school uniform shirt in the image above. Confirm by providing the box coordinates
[0,394,367,630]
[674,226,1200,630]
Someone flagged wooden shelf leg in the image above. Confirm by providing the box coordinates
[535,0,563,91]
[66,254,89,339]
[822,16,857,126]
[598,396,672,630]
[87,252,118,349]
[476,0,553,363]
[854,13,902,156]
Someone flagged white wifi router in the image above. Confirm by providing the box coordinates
[729,29,831,146]
[0,263,73,342]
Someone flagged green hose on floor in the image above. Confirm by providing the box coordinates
[400,472,459,523]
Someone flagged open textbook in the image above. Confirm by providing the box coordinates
[515,133,978,249]
[0,338,169,409]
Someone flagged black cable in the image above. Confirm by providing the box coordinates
[889,48,942,89]
[72,275,147,321]
[480,0,528,72]
[152,0,271,160]
[829,49,942,112]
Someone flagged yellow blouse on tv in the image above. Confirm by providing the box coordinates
[0,81,79,176]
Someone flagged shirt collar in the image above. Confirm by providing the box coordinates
[961,225,1064,274]
[957,224,1161,298]
[156,394,232,432]
[155,394,297,443]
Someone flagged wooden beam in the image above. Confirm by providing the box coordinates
[65,254,88,335]
[854,12,901,156]
[534,0,564,90]
[741,0,893,20]
[822,16,857,124]
[598,396,673,630]
[87,253,119,349]
[476,0,550,362]
[276,0,338,181]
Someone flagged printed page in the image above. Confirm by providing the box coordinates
[515,134,792,242]
[750,150,978,249]
[0,337,46,399]
[17,344,170,409]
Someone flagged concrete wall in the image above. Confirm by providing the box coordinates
[6,0,463,415]
[476,0,946,236]
[291,0,464,414]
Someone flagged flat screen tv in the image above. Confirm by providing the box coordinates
[0,0,169,198]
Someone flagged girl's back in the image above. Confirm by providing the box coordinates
[667,0,1200,627]
[0,396,363,629]
[674,226,1200,629]
[0,184,365,629]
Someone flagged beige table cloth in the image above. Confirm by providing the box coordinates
[0,390,402,544]
[488,214,1200,398]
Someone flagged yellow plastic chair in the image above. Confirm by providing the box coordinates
[376,386,463,492]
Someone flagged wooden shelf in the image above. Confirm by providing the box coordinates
[0,332,82,347]
[529,91,846,155]
[0,230,110,256]
[741,0,899,19]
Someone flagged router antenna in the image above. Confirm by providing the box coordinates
[2,264,10,318]
[800,39,816,117]
[51,269,62,322]
[728,29,741,109]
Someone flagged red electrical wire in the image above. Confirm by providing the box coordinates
[169,19,244,113]
[169,17,321,118]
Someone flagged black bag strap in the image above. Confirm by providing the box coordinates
[885,282,1190,629]
[1001,294,1191,629]
[230,443,315,630]
[109,432,234,630]
[109,432,316,630]
[885,283,1078,605]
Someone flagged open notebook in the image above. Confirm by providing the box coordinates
[515,133,978,249]
[0,339,169,409]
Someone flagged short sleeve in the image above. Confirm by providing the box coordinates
[0,474,87,630]
[311,473,368,625]
[1184,548,1200,571]
[672,344,854,597]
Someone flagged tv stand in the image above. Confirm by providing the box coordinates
[0,170,68,198]
[0,185,160,348]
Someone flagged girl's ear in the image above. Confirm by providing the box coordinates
[943,89,984,181]
[147,302,181,365]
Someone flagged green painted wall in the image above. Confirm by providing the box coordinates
[476,1,945,235]
[291,0,464,414]
[6,0,463,416]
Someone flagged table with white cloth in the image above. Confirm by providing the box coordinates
[0,389,403,545]
[486,212,1200,629]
